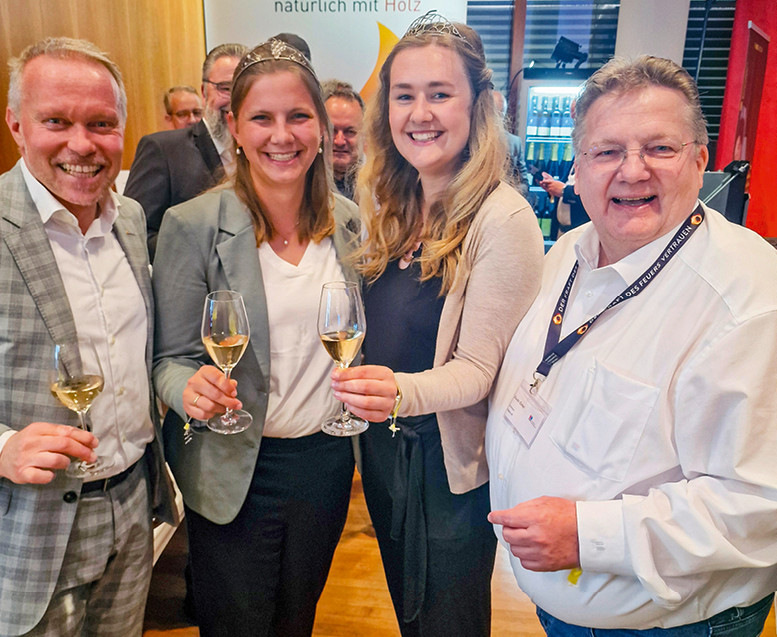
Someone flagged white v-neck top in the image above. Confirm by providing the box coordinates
[258,237,345,437]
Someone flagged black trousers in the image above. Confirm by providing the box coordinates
[186,431,354,637]
[360,419,496,637]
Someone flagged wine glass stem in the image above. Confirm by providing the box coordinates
[337,363,351,423]
[76,411,91,432]
[223,368,234,418]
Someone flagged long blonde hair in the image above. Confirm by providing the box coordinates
[354,23,507,293]
[230,50,335,244]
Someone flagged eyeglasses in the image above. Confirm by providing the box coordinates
[173,109,203,119]
[582,139,699,170]
[203,79,231,95]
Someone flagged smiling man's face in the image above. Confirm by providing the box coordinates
[6,54,123,226]
[574,86,708,266]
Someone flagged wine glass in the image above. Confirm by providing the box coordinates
[201,290,253,434]
[50,340,114,479]
[318,281,368,437]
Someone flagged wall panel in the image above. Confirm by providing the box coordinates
[0,0,206,173]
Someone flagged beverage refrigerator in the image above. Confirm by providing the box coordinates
[515,67,593,242]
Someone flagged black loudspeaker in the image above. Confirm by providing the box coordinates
[700,160,750,226]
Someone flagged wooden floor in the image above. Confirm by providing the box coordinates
[143,473,775,636]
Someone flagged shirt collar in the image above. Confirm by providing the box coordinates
[21,158,120,232]
[574,201,700,285]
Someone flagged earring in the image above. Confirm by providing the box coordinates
[318,144,323,155]
[236,146,242,155]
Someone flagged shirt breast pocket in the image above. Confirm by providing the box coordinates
[550,359,659,483]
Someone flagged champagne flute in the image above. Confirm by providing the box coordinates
[50,340,114,479]
[201,290,253,434]
[318,281,368,436]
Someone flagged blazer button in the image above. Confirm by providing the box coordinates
[63,491,78,503]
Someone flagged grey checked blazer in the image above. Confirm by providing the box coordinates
[0,161,177,636]
[152,188,360,524]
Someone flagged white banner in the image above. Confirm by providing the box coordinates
[203,0,467,100]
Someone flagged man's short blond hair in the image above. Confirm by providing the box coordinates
[8,36,127,125]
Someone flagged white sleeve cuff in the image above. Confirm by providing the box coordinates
[577,499,631,575]
[0,430,16,459]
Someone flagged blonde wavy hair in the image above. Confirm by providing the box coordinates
[354,23,508,294]
[230,51,335,245]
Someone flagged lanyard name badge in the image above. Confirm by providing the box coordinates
[504,205,705,446]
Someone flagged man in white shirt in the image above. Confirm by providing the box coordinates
[124,43,248,260]
[487,55,777,635]
[0,37,175,636]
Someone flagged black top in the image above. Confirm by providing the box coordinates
[363,256,443,387]
[359,254,492,623]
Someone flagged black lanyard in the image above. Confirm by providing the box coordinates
[532,204,705,390]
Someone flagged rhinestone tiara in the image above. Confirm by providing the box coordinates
[402,10,475,50]
[234,38,317,84]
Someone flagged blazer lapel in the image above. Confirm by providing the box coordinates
[1,167,79,368]
[192,120,225,183]
[215,195,272,383]
[113,202,154,368]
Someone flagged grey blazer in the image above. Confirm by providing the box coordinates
[152,188,360,524]
[0,162,177,636]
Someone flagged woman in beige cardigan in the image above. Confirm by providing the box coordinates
[330,13,544,637]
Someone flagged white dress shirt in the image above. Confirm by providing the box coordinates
[0,161,154,477]
[487,202,777,628]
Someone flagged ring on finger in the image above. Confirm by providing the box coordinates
[192,393,201,406]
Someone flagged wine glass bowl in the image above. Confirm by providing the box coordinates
[318,281,369,437]
[201,290,253,434]
[50,340,114,479]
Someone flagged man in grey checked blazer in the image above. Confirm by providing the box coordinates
[0,38,176,636]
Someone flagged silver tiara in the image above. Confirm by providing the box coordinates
[403,10,474,50]
[234,38,317,83]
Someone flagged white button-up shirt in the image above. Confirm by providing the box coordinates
[487,203,777,628]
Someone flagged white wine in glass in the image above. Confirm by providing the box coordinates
[318,281,368,436]
[201,290,253,434]
[50,340,114,479]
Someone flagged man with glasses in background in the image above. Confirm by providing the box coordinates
[124,43,248,260]
[163,85,203,130]
[486,56,777,636]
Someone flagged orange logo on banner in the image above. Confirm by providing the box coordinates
[552,313,562,325]
[360,22,400,101]
[577,325,588,335]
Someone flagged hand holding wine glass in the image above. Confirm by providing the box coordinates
[201,290,253,434]
[318,281,368,436]
[329,364,399,423]
[50,340,114,479]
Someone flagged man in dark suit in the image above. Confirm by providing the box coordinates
[124,43,248,260]
[0,37,176,636]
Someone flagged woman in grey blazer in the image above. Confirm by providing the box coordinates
[329,15,544,636]
[152,40,360,637]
